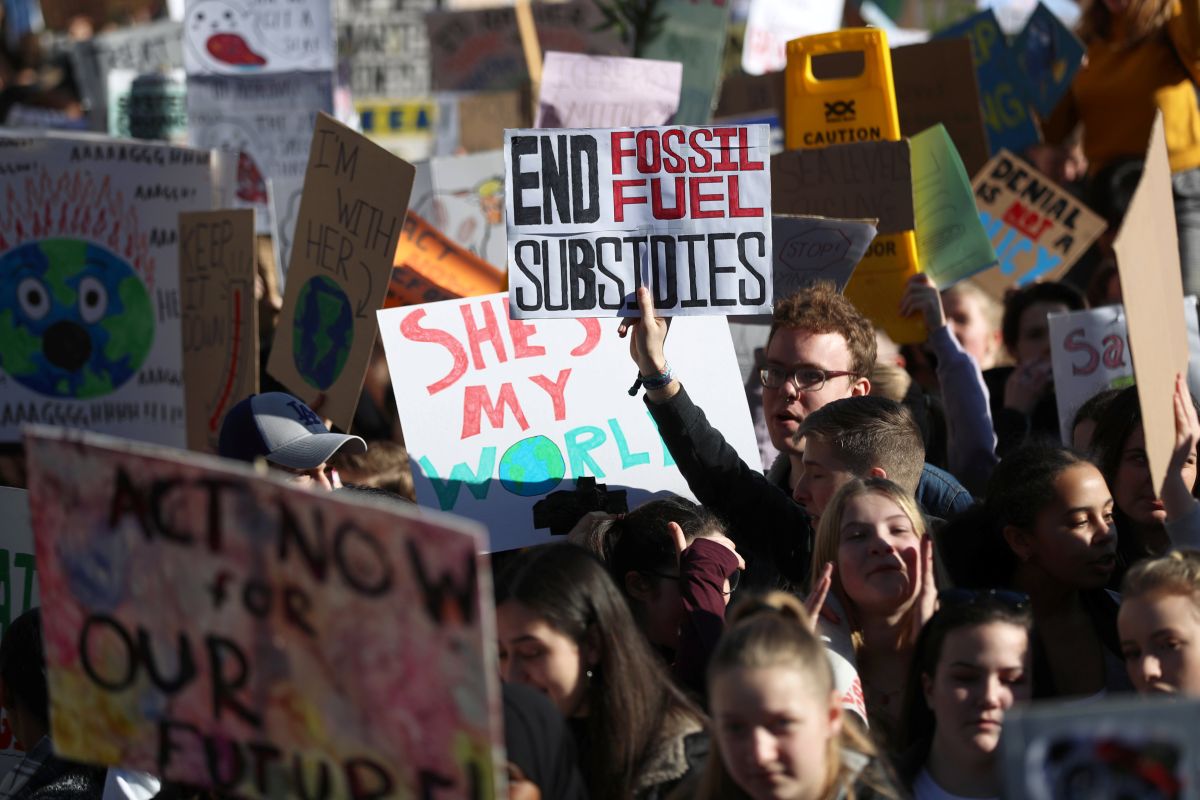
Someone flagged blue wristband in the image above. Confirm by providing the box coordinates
[640,363,674,391]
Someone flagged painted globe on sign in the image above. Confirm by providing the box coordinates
[499,435,566,496]
[292,275,354,390]
[0,238,154,398]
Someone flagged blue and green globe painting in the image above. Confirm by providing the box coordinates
[499,435,567,496]
[0,238,154,398]
[292,275,353,390]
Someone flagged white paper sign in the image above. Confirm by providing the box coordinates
[742,0,846,75]
[378,293,761,551]
[504,124,773,318]
[535,52,682,129]
[411,150,507,270]
[183,0,335,75]
[772,215,876,298]
[0,134,216,446]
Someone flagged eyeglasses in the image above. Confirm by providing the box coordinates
[938,588,1030,611]
[647,569,742,596]
[759,366,860,392]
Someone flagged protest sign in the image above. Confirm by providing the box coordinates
[386,211,506,308]
[411,150,507,270]
[187,72,334,238]
[742,0,844,76]
[771,215,876,298]
[107,70,188,144]
[1115,113,1190,500]
[1013,2,1084,118]
[24,426,502,799]
[268,114,416,431]
[378,293,761,550]
[458,90,528,154]
[337,0,434,99]
[896,0,979,29]
[1047,300,1200,445]
[714,70,784,121]
[0,134,216,446]
[0,488,39,780]
[891,38,990,176]
[970,149,1106,299]
[771,140,914,234]
[69,21,184,132]
[535,52,682,129]
[911,124,996,286]
[639,0,731,125]
[934,9,1039,155]
[182,0,335,76]
[504,124,773,318]
[356,99,436,162]
[179,210,259,453]
[426,1,630,93]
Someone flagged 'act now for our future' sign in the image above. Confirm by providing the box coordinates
[503,124,774,318]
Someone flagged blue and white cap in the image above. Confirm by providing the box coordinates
[218,392,366,469]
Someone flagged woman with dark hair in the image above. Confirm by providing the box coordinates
[897,592,1034,800]
[577,496,743,694]
[495,544,709,800]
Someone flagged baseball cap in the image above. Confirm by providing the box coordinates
[218,392,366,470]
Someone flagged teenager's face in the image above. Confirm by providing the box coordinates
[637,571,685,652]
[1013,301,1069,365]
[711,666,841,800]
[497,601,587,716]
[762,330,866,456]
[792,437,857,523]
[1016,464,1117,590]
[1120,591,1200,696]
[924,622,1031,764]
[942,290,998,369]
[1115,424,1198,528]
[836,492,921,616]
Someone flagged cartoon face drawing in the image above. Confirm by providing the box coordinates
[194,120,271,204]
[185,0,268,72]
[0,239,155,398]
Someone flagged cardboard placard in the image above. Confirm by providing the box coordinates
[1115,113,1190,499]
[179,209,259,453]
[425,1,631,93]
[182,0,335,75]
[337,0,434,99]
[638,0,732,125]
[458,90,529,154]
[0,134,217,446]
[714,70,785,121]
[378,294,761,551]
[69,21,184,132]
[742,0,845,76]
[0,488,39,780]
[268,114,416,431]
[934,9,1040,155]
[535,52,682,129]
[386,211,506,308]
[1013,1,1085,118]
[24,426,502,798]
[411,150,507,270]
[772,215,876,298]
[911,124,997,286]
[891,37,990,176]
[970,149,1106,299]
[771,140,914,234]
[504,125,773,318]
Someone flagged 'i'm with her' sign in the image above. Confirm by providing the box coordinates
[504,125,773,318]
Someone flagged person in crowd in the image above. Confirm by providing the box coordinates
[808,478,938,744]
[619,283,970,591]
[897,591,1034,800]
[502,682,589,800]
[939,281,1003,373]
[495,544,708,800]
[1119,549,1200,696]
[1071,387,1122,452]
[1040,0,1200,296]
[943,445,1130,698]
[983,283,1086,457]
[1091,379,1200,583]
[0,608,105,800]
[328,440,415,500]
[218,392,366,490]
[575,496,743,695]
[689,592,901,800]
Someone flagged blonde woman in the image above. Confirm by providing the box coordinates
[1119,549,1200,694]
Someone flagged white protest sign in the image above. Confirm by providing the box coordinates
[504,124,773,318]
[772,215,876,298]
[1049,299,1200,444]
[411,149,507,270]
[0,488,38,780]
[378,293,761,551]
[183,0,335,75]
[535,52,683,129]
[742,0,845,76]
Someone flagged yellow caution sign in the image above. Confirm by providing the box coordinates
[785,28,925,344]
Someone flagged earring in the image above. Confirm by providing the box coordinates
[585,669,594,681]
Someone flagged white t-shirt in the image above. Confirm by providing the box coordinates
[913,768,996,800]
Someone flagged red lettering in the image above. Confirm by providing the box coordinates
[662,129,686,173]
[1064,328,1099,376]
[461,383,529,438]
[690,176,724,218]
[635,130,661,172]
[507,317,545,359]
[400,309,468,395]
[611,131,635,175]
[613,180,647,222]
[688,129,714,172]
[571,319,602,356]
[728,175,763,218]
[712,127,738,170]
[737,127,764,171]
[529,369,571,420]
[1102,333,1127,369]
[651,177,686,219]
[460,301,507,369]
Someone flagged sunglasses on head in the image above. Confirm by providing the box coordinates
[938,588,1030,611]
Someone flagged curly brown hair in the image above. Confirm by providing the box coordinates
[768,281,877,378]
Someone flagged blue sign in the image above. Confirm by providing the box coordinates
[1014,2,1085,117]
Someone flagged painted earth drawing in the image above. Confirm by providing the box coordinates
[292,275,353,390]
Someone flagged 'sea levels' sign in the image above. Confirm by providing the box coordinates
[503,124,774,318]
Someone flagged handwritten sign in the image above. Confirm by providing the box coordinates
[535,52,682,129]
[385,212,506,308]
[911,124,997,286]
[183,0,335,76]
[107,70,189,145]
[0,488,39,779]
[771,140,914,234]
[0,134,216,446]
[411,150,507,270]
[337,0,434,99]
[771,215,876,298]
[1013,2,1084,117]
[25,426,502,799]
[378,294,761,551]
[268,114,416,431]
[934,9,1039,155]
[970,149,1106,299]
[742,0,844,76]
[179,210,259,453]
[69,21,184,132]
[639,0,732,125]
[504,125,773,318]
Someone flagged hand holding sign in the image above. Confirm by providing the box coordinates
[1164,373,1200,526]
[617,286,675,398]
[899,273,947,334]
